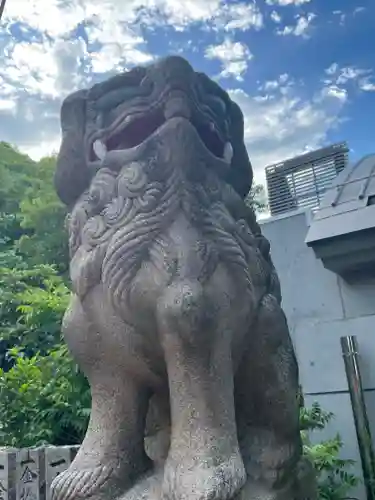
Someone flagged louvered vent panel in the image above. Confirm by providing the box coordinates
[265,142,349,216]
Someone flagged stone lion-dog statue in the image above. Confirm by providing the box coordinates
[51,56,316,500]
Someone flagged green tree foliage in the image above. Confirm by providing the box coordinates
[0,144,68,271]
[0,143,90,445]
[0,142,36,246]
[301,402,360,499]
[246,182,268,213]
[17,156,69,274]
[0,251,70,366]
[0,346,90,447]
[0,144,69,368]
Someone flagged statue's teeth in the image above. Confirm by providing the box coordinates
[223,142,233,164]
[93,139,107,160]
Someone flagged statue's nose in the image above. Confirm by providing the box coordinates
[151,56,195,90]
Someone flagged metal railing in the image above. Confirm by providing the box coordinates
[266,142,349,216]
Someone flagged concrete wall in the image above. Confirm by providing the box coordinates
[260,208,375,499]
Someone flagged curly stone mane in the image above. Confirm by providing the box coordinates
[57,58,280,321]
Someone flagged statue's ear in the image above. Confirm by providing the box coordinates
[54,89,90,207]
[226,101,253,199]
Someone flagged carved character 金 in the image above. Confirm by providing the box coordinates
[51,56,317,500]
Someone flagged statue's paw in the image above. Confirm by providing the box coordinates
[50,464,115,500]
[162,453,247,500]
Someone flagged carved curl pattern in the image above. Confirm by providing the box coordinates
[102,166,180,318]
[68,168,117,256]
[117,161,147,198]
[68,153,273,310]
[68,157,179,307]
[201,203,252,289]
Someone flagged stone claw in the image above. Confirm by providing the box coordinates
[50,464,115,500]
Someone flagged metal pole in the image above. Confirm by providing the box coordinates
[341,335,375,500]
[0,0,6,22]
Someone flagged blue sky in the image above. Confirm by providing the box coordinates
[0,0,374,185]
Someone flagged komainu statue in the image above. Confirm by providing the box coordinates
[51,56,316,500]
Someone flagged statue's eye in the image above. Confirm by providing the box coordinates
[206,95,227,117]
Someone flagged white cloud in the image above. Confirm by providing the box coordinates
[0,99,16,113]
[205,39,253,80]
[266,0,311,6]
[325,63,338,75]
[276,13,316,37]
[90,44,154,74]
[3,0,263,36]
[3,0,148,38]
[259,73,293,94]
[85,19,154,74]
[229,78,347,184]
[360,80,375,92]
[332,10,346,26]
[217,2,263,31]
[325,63,375,93]
[3,0,86,37]
[0,0,263,161]
[323,85,347,102]
[1,0,263,91]
[332,6,366,26]
[270,11,282,23]
[1,3,155,100]
[0,0,264,161]
[0,0,365,188]
[1,38,90,98]
[149,0,222,26]
[23,140,60,161]
[128,1,263,32]
[264,81,279,91]
[353,6,365,15]
[336,67,368,85]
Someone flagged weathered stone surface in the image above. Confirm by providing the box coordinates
[16,448,43,500]
[51,55,317,500]
[45,446,78,500]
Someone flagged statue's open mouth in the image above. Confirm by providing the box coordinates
[90,98,233,166]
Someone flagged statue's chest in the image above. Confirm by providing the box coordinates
[159,213,216,281]
[130,212,216,304]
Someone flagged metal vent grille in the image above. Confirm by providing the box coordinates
[265,142,349,216]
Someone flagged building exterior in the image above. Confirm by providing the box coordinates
[263,146,375,500]
[265,142,349,216]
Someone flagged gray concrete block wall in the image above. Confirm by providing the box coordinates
[0,446,79,500]
[260,209,375,500]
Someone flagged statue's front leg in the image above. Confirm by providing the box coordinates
[51,294,151,500]
[235,293,317,500]
[157,280,246,500]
